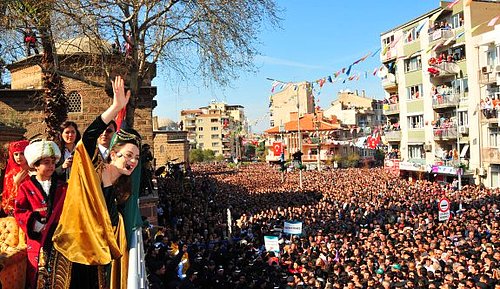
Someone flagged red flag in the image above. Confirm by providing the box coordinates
[115,106,127,131]
[273,142,282,156]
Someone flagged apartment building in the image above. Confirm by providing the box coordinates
[180,101,245,157]
[269,81,315,128]
[380,0,499,186]
[475,26,500,187]
[324,90,386,128]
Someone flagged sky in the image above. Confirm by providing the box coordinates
[152,0,441,133]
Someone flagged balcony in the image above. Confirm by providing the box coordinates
[428,28,454,43]
[429,61,460,78]
[433,126,457,140]
[384,130,401,142]
[432,93,458,109]
[478,68,498,85]
[381,47,397,62]
[383,103,399,115]
[302,154,334,162]
[185,121,196,128]
[381,73,397,90]
[482,147,500,164]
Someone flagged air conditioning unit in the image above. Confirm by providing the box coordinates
[477,167,487,176]
[424,144,432,152]
[482,66,491,73]
[458,126,469,135]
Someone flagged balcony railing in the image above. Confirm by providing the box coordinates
[383,103,400,115]
[428,28,454,42]
[478,70,497,85]
[433,126,457,140]
[432,93,458,109]
[381,73,397,89]
[384,130,401,141]
[381,47,397,62]
[482,147,500,164]
[429,62,460,78]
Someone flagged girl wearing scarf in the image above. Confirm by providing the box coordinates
[1,139,30,215]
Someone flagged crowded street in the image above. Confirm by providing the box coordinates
[146,164,500,288]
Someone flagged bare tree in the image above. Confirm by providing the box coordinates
[52,0,281,127]
[0,0,67,140]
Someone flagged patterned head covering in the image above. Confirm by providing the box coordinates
[109,128,142,150]
[6,140,29,167]
[24,139,61,168]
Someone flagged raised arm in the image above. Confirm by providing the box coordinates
[101,75,130,124]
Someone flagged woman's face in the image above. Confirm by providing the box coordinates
[13,151,27,166]
[110,143,140,175]
[62,125,77,145]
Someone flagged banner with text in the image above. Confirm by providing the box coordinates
[264,235,280,255]
[284,221,303,235]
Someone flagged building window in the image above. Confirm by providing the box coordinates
[211,142,219,147]
[451,45,466,61]
[451,12,464,29]
[383,35,395,46]
[407,115,424,129]
[198,143,204,149]
[197,119,203,123]
[404,55,421,72]
[211,118,218,123]
[211,134,219,139]
[486,46,499,66]
[67,91,82,113]
[409,145,424,159]
[489,127,500,147]
[458,111,468,127]
[270,120,275,127]
[198,127,203,131]
[198,135,203,139]
[159,145,164,153]
[452,78,468,95]
[406,85,422,100]
[211,126,218,131]
[405,27,419,43]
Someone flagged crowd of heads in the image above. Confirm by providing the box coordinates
[144,163,499,289]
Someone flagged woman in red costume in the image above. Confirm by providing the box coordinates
[1,140,30,215]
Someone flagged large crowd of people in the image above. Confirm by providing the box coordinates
[145,163,500,289]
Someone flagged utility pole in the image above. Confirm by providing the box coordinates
[297,84,303,189]
[267,77,303,189]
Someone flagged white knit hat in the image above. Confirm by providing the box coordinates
[24,140,61,168]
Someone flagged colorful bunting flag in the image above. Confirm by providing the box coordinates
[487,15,499,27]
[327,76,333,83]
[447,0,460,9]
[346,65,352,76]
[371,48,381,57]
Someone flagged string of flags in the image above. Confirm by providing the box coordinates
[268,14,499,100]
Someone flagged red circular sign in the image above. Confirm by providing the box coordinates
[439,198,450,212]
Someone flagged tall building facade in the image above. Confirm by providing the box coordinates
[380,0,499,186]
[180,101,246,157]
[324,90,386,128]
[269,82,315,128]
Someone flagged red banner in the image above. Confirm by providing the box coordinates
[272,142,282,156]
